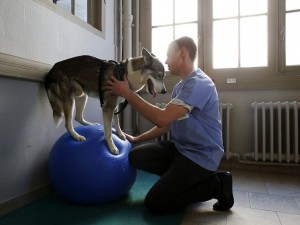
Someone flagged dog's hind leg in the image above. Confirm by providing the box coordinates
[63,97,86,142]
[46,85,64,127]
[74,93,98,126]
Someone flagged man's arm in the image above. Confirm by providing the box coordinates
[126,125,170,144]
[106,76,188,127]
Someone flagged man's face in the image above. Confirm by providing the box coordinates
[165,43,181,75]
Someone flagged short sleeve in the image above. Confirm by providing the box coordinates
[170,98,194,120]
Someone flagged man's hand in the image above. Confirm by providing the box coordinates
[106,75,133,98]
[124,133,139,143]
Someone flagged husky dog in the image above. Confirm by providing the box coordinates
[45,48,166,155]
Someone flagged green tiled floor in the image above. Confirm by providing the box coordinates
[0,170,183,225]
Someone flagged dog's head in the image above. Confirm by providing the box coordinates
[141,48,166,98]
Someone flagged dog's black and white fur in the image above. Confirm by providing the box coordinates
[45,48,166,155]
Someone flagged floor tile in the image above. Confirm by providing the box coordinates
[226,207,281,225]
[277,212,300,225]
[249,192,300,214]
[232,172,268,193]
[233,190,250,208]
[181,201,227,225]
[294,197,300,209]
[181,211,226,225]
[266,181,300,197]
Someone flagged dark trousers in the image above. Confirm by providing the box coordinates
[129,141,220,215]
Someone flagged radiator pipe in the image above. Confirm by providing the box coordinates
[119,1,123,61]
[121,0,133,135]
[133,0,140,135]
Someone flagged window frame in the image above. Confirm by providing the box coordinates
[53,0,105,35]
[140,0,300,91]
[150,0,199,70]
[203,0,277,78]
[278,0,300,74]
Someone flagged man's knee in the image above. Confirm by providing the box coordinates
[144,194,166,215]
[128,150,139,167]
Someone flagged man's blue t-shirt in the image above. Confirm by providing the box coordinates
[170,69,224,171]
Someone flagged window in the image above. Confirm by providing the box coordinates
[151,0,198,69]
[210,0,269,71]
[279,0,300,72]
[212,0,268,69]
[53,0,103,31]
[149,0,300,79]
[207,0,300,76]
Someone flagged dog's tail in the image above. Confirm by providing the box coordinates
[45,70,64,127]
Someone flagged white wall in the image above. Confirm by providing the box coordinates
[0,0,115,207]
[0,0,115,63]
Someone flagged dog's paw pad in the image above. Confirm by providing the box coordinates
[77,136,86,142]
[111,148,119,155]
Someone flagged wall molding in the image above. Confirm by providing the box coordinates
[0,53,52,82]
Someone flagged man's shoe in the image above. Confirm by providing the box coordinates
[213,171,234,211]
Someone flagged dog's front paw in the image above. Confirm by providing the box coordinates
[106,137,120,155]
[76,135,86,142]
[87,122,100,126]
[109,147,119,155]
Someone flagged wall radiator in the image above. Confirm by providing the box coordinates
[251,101,300,163]
[219,103,233,159]
[155,102,233,159]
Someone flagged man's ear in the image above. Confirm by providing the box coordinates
[180,47,189,58]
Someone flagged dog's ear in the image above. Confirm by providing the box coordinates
[142,47,155,64]
[142,48,152,57]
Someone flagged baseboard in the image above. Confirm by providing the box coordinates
[0,184,54,217]
[219,157,300,175]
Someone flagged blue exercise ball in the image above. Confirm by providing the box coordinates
[48,124,136,204]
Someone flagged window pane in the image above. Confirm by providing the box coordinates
[152,26,173,69]
[175,23,198,67]
[286,0,300,11]
[213,0,238,19]
[286,12,300,66]
[240,0,267,16]
[213,19,238,68]
[175,23,197,40]
[175,0,197,23]
[152,0,173,26]
[240,16,267,67]
[56,0,72,13]
[75,0,87,22]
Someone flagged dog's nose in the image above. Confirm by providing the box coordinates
[161,89,166,94]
